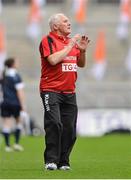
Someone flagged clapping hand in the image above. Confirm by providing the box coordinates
[70,34,81,47]
[77,35,90,52]
[70,34,90,52]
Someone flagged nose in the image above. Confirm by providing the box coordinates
[68,22,71,27]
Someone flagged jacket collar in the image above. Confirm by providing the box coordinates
[49,32,70,43]
[5,68,17,77]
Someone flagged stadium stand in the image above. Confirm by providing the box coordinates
[0,0,131,128]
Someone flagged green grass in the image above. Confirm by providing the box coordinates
[0,134,131,179]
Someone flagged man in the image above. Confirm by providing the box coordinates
[39,13,90,170]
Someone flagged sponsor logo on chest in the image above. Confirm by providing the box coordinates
[62,63,77,72]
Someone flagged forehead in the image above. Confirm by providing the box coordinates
[59,15,69,22]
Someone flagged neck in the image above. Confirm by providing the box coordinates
[52,31,68,37]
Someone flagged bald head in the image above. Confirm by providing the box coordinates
[48,13,65,31]
[48,13,71,36]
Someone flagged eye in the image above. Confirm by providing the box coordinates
[64,19,68,23]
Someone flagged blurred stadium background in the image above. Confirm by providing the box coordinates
[0,0,131,136]
[0,0,131,179]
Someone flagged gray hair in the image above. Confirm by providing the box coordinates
[48,13,65,31]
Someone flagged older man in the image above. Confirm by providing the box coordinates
[39,13,90,170]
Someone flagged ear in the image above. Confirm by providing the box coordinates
[53,24,59,31]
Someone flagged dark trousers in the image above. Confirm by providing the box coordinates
[41,92,78,166]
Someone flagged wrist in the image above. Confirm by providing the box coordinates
[80,49,86,53]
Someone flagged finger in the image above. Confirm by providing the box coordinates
[82,36,89,41]
[83,36,90,42]
[82,35,86,39]
[74,34,81,41]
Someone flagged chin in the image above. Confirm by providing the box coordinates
[66,31,71,36]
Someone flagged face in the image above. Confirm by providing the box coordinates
[13,59,19,69]
[55,15,71,36]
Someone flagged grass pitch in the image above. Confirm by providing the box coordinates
[0,134,131,179]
